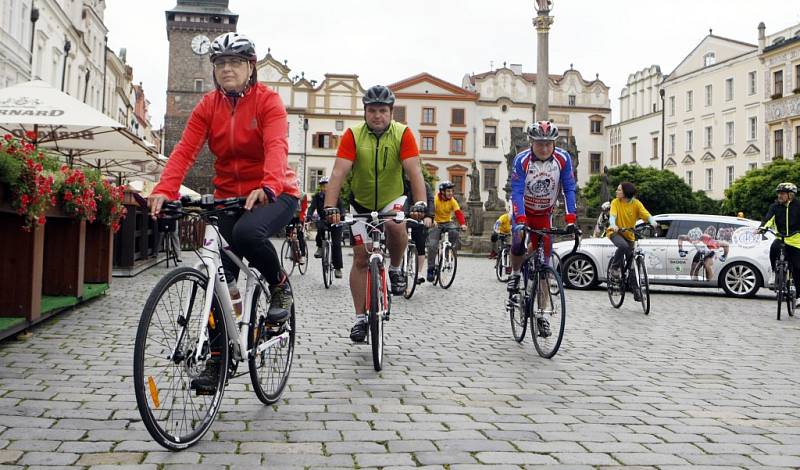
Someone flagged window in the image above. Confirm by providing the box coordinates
[483,167,497,190]
[705,84,713,106]
[775,129,784,158]
[631,142,637,162]
[748,71,757,95]
[194,79,204,92]
[335,120,344,131]
[704,126,713,148]
[484,125,497,147]
[452,175,464,194]
[749,162,757,171]
[450,137,464,154]
[685,170,693,188]
[669,96,675,116]
[725,78,734,101]
[590,119,602,134]
[652,137,659,160]
[749,116,757,140]
[511,126,524,140]
[796,126,800,156]
[703,52,716,67]
[308,168,324,193]
[393,106,406,123]
[796,65,800,92]
[725,121,735,145]
[313,132,333,149]
[686,90,693,111]
[705,168,713,191]
[774,70,784,97]
[568,95,576,106]
[590,152,601,174]
[686,130,693,151]
[451,108,465,126]
[422,107,435,124]
[421,136,435,152]
[669,133,675,155]
[726,166,735,188]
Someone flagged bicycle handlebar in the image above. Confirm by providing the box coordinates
[523,226,582,255]
[159,196,248,219]
[762,227,800,240]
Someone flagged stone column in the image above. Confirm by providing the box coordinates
[533,1,554,121]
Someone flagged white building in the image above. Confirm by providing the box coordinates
[761,22,800,160]
[0,0,34,88]
[661,31,764,199]
[463,64,611,196]
[607,65,665,169]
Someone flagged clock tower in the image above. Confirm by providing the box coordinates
[164,0,238,194]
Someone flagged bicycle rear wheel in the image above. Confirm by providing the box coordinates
[402,243,418,299]
[788,275,795,318]
[636,257,651,315]
[508,264,529,343]
[134,267,228,450]
[495,247,509,282]
[322,240,332,288]
[280,239,295,277]
[776,268,785,320]
[530,266,566,359]
[607,263,626,308]
[248,276,295,404]
[438,246,458,289]
[369,258,385,371]
[295,240,307,275]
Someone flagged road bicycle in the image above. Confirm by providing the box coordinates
[432,225,459,289]
[280,222,306,276]
[133,196,295,450]
[320,223,335,288]
[765,228,797,320]
[607,224,654,315]
[401,223,420,299]
[495,236,511,282]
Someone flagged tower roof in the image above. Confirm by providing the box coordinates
[167,0,236,16]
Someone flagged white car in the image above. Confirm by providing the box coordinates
[555,213,773,298]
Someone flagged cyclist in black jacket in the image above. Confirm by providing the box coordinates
[307,177,344,278]
[404,177,435,284]
[759,182,800,298]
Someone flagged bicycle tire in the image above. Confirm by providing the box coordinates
[548,252,562,296]
[433,250,442,286]
[403,243,418,299]
[530,265,566,359]
[788,273,795,318]
[280,239,295,277]
[369,258,384,371]
[607,263,625,308]
[509,263,529,343]
[776,267,785,320]
[438,245,457,289]
[322,240,332,289]
[134,267,228,450]
[294,240,307,275]
[636,257,651,315]
[496,247,511,282]
[248,276,295,404]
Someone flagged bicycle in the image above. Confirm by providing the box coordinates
[495,236,511,282]
[765,228,796,320]
[607,224,654,315]
[320,223,335,289]
[506,226,581,358]
[432,226,458,289]
[280,222,307,277]
[342,211,411,371]
[133,196,296,450]
[401,223,420,299]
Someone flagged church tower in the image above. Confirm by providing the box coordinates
[163,0,238,194]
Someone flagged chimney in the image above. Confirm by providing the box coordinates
[510,63,523,75]
[758,22,766,50]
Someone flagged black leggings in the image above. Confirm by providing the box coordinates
[770,240,800,293]
[217,193,298,286]
[315,221,344,269]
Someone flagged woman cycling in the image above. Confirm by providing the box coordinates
[607,182,657,281]
[147,32,300,393]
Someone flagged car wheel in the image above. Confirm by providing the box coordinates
[720,262,761,298]
[562,254,598,289]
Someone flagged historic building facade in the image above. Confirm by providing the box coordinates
[761,22,800,161]
[0,0,34,88]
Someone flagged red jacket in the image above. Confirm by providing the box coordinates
[153,83,300,200]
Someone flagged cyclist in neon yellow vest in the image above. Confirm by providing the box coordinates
[324,85,427,342]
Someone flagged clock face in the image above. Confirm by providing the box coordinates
[191,34,210,55]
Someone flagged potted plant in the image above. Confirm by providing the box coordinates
[0,133,57,230]
[84,178,127,283]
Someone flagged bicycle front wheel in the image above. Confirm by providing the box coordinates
[248,276,295,404]
[530,266,566,359]
[438,246,458,289]
[607,263,625,308]
[776,268,785,320]
[403,243,418,299]
[788,275,795,318]
[508,266,529,343]
[549,252,562,295]
[369,259,385,371]
[134,267,229,450]
[295,241,307,275]
[322,241,332,288]
[636,257,651,315]
[280,239,295,277]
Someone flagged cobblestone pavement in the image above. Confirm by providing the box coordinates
[2,245,800,470]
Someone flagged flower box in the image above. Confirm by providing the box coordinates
[84,221,113,284]
[0,211,44,320]
[42,214,86,298]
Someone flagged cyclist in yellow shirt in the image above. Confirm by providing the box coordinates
[489,212,512,259]
[426,181,467,282]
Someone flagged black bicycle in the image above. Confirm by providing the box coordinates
[607,223,654,315]
[495,236,511,282]
[401,223,420,299]
[280,222,307,277]
[320,223,335,289]
[765,228,796,320]
[506,226,581,358]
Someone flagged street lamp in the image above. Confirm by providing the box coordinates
[29,4,39,68]
[61,38,71,92]
[659,88,665,170]
[302,117,309,192]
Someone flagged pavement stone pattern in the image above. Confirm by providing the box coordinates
[2,245,800,469]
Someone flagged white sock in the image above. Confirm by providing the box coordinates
[511,270,520,277]
[389,265,401,273]
[356,314,366,322]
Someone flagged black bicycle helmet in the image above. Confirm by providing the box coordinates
[362,85,395,107]
[438,180,455,192]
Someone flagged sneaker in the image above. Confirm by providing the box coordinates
[507,273,521,293]
[416,277,425,285]
[334,268,343,279]
[536,317,552,338]
[488,250,497,260]
[426,267,436,283]
[314,247,323,258]
[350,317,368,342]
[298,256,306,265]
[190,355,221,395]
[389,270,406,295]
[267,282,292,324]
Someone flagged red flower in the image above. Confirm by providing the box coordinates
[25,130,37,140]
[63,191,73,202]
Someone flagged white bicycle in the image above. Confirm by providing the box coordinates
[133,196,296,450]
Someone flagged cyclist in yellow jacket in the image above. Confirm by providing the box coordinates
[426,181,467,282]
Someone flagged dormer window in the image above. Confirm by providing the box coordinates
[703,52,716,67]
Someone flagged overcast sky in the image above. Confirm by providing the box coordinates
[105,1,800,129]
